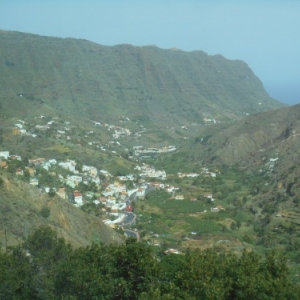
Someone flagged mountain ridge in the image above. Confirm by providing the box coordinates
[0,30,284,132]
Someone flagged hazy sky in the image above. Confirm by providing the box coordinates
[1,0,299,105]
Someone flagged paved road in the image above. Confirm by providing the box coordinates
[119,187,156,240]
[124,229,140,240]
[119,212,135,226]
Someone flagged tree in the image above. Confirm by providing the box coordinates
[110,238,160,299]
[0,246,37,299]
[22,169,30,182]
[236,220,241,230]
[25,227,71,298]
[40,206,50,218]
[48,188,56,197]
[1,227,300,299]
[230,221,237,230]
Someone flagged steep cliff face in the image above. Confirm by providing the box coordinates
[0,30,283,128]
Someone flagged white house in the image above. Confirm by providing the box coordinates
[73,190,83,206]
[210,206,225,212]
[68,175,83,183]
[127,188,138,197]
[29,178,39,186]
[48,159,57,165]
[187,173,199,178]
[102,191,115,197]
[65,180,76,188]
[137,188,145,198]
[91,176,101,185]
[0,151,9,159]
[82,165,92,172]
[100,170,112,177]
[59,160,76,172]
[166,186,174,193]
[42,162,51,171]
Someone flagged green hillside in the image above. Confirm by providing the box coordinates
[144,104,300,272]
[0,173,123,248]
[183,104,300,168]
[0,30,283,131]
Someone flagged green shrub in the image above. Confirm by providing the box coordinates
[40,206,50,218]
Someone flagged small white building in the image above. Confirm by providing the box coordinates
[29,178,39,186]
[59,160,76,172]
[68,175,83,183]
[0,151,9,159]
[73,190,83,206]
[137,188,145,198]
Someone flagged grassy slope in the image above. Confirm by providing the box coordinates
[168,104,300,172]
[0,173,124,248]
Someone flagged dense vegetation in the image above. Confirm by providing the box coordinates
[0,226,299,299]
[132,166,300,279]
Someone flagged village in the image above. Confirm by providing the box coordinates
[10,115,134,149]
[0,114,225,246]
[0,147,224,227]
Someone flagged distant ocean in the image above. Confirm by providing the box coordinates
[266,84,299,105]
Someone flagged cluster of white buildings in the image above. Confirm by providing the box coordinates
[203,118,217,124]
[58,160,77,173]
[0,151,10,159]
[13,116,74,140]
[112,127,131,139]
[177,172,199,178]
[201,168,217,178]
[118,174,135,181]
[2,124,225,223]
[102,123,131,139]
[35,124,50,130]
[135,164,167,179]
[133,145,176,155]
[210,205,225,212]
[41,159,57,171]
